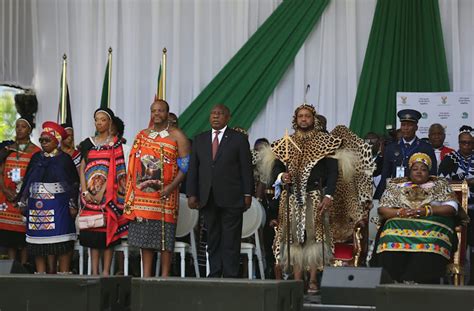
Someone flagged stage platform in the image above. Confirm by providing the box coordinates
[304,294,376,311]
[303,284,474,311]
[1,274,474,311]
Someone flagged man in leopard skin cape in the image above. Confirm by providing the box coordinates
[260,103,374,292]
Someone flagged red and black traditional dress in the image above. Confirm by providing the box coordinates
[78,137,128,248]
[0,142,41,248]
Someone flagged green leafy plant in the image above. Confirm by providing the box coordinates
[0,91,20,141]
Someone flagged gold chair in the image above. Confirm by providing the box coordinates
[332,201,371,267]
[447,180,469,286]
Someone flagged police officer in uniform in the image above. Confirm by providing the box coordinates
[374,109,436,199]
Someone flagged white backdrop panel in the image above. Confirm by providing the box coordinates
[396,92,473,148]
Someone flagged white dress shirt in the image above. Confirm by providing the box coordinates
[211,125,227,144]
[434,148,442,168]
[402,137,416,145]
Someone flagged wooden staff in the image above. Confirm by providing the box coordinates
[160,144,165,251]
[273,129,301,273]
[318,178,326,267]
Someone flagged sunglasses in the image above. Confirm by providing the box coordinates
[39,137,52,144]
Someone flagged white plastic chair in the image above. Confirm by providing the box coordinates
[86,240,129,276]
[205,197,266,279]
[140,193,200,277]
[172,194,200,277]
[111,240,130,276]
[241,197,266,279]
[87,248,97,275]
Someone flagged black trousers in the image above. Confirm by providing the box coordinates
[379,252,448,284]
[202,192,243,278]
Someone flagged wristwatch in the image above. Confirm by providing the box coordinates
[324,194,334,200]
[81,191,89,198]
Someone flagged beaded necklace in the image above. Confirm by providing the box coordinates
[149,122,170,139]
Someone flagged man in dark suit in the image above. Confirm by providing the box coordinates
[187,104,253,278]
[374,109,437,199]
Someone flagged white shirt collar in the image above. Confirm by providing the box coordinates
[403,137,416,145]
[213,125,227,134]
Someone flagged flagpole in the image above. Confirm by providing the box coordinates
[156,63,160,98]
[107,47,112,109]
[61,54,67,124]
[162,47,167,101]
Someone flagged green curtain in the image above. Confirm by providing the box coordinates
[350,0,450,137]
[179,0,329,138]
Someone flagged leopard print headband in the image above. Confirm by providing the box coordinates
[292,103,320,130]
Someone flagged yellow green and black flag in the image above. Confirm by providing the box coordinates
[150,48,167,127]
[156,64,164,100]
[155,47,167,101]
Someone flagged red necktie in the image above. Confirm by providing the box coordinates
[212,130,220,160]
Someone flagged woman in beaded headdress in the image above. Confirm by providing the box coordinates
[376,152,463,283]
[0,115,41,264]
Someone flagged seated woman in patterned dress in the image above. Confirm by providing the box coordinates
[18,121,79,273]
[376,152,464,284]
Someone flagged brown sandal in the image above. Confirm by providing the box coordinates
[307,280,320,295]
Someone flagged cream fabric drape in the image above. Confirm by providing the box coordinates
[1,0,472,144]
